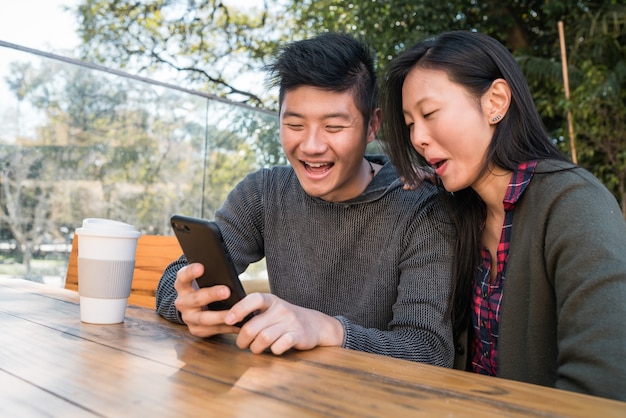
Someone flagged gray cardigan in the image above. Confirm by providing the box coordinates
[157,155,456,366]
[455,160,626,402]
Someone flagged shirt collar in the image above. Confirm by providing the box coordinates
[503,161,537,209]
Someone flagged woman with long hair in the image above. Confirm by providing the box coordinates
[381,30,626,401]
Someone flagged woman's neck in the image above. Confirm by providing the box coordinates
[473,166,512,215]
[474,167,512,280]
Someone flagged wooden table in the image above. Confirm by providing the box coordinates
[1,278,624,417]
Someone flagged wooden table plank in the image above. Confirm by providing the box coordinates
[0,311,322,417]
[1,278,625,417]
[0,370,98,417]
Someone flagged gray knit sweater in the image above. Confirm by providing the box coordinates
[156,155,455,366]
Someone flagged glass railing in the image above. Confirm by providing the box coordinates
[0,40,280,287]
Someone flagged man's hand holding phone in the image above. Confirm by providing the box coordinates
[174,262,344,354]
[174,262,242,337]
[170,214,344,354]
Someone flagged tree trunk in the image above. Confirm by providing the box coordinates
[23,243,32,274]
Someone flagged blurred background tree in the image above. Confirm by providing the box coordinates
[1,58,265,274]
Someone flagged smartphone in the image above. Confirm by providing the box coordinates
[170,214,250,324]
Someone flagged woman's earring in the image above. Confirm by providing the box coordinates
[491,114,503,123]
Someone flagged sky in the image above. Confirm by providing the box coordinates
[0,0,80,141]
[0,0,267,107]
[0,0,259,52]
[0,0,81,52]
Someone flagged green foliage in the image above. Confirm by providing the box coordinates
[76,0,291,107]
[68,0,623,214]
[562,4,626,212]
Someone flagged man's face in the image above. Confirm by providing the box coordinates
[280,86,378,202]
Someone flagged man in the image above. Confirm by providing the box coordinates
[156,32,455,366]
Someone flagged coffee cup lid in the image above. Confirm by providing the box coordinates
[75,218,141,239]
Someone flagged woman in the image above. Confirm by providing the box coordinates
[381,30,626,401]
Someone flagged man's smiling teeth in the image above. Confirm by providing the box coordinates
[303,161,333,173]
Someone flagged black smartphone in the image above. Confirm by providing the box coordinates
[170,214,250,324]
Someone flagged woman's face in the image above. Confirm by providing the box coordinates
[401,67,496,192]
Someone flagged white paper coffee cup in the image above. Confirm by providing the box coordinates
[75,218,141,324]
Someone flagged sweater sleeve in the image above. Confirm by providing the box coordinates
[336,193,455,367]
[155,255,187,324]
[545,171,626,400]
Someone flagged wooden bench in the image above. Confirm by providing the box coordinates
[65,234,269,308]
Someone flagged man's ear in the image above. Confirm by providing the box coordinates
[485,79,511,124]
[367,108,382,142]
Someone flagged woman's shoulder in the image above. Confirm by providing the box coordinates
[534,159,607,191]
[528,159,623,222]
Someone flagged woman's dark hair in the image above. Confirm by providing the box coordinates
[265,32,378,126]
[380,30,568,341]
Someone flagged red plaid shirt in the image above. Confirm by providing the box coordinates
[470,161,537,375]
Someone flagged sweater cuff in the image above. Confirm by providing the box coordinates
[334,315,350,348]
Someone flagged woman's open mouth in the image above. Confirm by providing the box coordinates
[429,159,447,176]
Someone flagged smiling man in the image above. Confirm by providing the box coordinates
[156,32,456,366]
